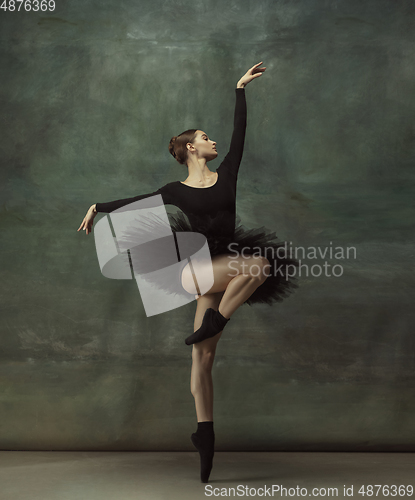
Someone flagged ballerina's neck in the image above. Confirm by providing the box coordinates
[180,171,219,189]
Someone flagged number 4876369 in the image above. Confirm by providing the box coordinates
[1,0,55,11]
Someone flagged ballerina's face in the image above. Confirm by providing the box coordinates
[191,130,218,161]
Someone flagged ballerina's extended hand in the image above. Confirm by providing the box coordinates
[237,61,267,88]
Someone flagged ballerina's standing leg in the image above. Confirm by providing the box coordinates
[185,254,271,482]
[189,290,224,483]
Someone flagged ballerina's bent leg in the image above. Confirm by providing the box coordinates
[182,254,271,344]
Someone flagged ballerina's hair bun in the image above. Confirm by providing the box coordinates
[168,136,178,160]
[168,129,198,165]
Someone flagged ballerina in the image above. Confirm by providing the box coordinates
[78,62,298,483]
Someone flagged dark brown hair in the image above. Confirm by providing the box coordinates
[168,129,198,165]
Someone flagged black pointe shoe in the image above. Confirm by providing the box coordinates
[191,431,215,483]
[185,308,230,345]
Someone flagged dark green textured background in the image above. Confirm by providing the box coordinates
[1,0,414,450]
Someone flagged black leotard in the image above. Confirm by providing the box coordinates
[95,88,246,238]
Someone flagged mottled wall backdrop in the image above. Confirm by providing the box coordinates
[1,0,414,450]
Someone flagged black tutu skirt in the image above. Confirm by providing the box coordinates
[116,210,299,307]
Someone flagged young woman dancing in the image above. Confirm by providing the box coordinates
[78,62,298,483]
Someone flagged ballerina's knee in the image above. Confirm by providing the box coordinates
[250,256,271,282]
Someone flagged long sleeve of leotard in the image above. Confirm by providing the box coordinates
[216,88,247,179]
[95,184,174,213]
